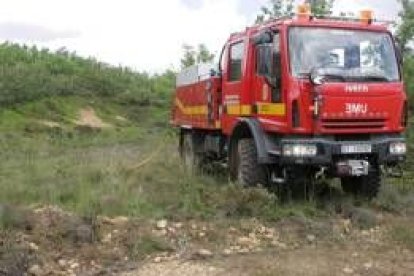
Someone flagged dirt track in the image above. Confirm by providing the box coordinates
[124,239,414,276]
[119,214,414,276]
[2,202,414,276]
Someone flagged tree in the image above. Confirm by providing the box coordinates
[180,43,215,69]
[307,0,335,16]
[180,44,196,69]
[396,0,414,55]
[256,0,335,23]
[395,0,414,107]
[197,44,215,64]
[255,0,294,23]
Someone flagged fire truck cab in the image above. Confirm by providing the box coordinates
[172,5,407,199]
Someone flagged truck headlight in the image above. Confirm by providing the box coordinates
[283,144,317,157]
[389,142,406,155]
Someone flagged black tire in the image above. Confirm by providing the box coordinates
[233,138,268,187]
[282,168,315,201]
[361,165,381,199]
[179,132,201,173]
[341,177,360,195]
[341,165,381,199]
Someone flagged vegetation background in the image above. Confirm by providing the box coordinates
[0,1,414,275]
[0,0,412,219]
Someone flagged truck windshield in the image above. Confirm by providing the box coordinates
[289,27,400,82]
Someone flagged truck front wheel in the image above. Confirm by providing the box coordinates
[340,165,381,199]
[231,138,268,187]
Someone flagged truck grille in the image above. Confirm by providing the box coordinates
[321,118,386,130]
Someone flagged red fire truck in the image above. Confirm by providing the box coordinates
[171,5,407,199]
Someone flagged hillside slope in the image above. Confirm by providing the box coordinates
[1,43,414,275]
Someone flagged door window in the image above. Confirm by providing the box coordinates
[229,42,244,82]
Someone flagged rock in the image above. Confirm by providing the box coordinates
[156,219,168,230]
[193,249,213,259]
[248,232,256,239]
[111,216,129,225]
[70,262,79,269]
[361,230,370,236]
[29,242,39,251]
[167,227,176,235]
[153,256,163,263]
[343,267,354,274]
[238,236,253,247]
[257,225,267,234]
[28,264,44,276]
[230,245,241,251]
[341,219,352,234]
[228,227,237,233]
[174,222,183,229]
[271,240,288,249]
[153,229,167,236]
[306,234,316,243]
[74,224,94,243]
[238,248,250,254]
[102,233,112,243]
[58,259,67,268]
[363,262,373,270]
[223,249,232,256]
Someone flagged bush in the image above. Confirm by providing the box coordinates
[0,42,175,107]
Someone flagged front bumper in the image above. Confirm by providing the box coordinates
[267,135,406,166]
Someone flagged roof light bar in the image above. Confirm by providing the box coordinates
[360,10,374,24]
[297,3,311,21]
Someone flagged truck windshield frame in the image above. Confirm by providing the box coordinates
[288,27,401,82]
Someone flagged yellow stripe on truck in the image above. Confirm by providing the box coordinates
[225,103,286,116]
[226,105,252,116]
[256,103,286,116]
[176,100,286,117]
[175,98,208,115]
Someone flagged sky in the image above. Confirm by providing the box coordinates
[0,0,401,73]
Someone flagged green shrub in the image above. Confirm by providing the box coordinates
[0,42,175,108]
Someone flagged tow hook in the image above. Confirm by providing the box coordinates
[315,167,327,181]
[336,160,370,177]
[271,169,287,184]
[383,164,404,178]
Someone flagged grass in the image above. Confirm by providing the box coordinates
[126,234,174,260]
[0,110,322,223]
[0,95,325,222]
[1,95,414,227]
[390,224,414,250]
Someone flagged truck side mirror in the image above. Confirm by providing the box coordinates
[253,31,273,46]
[395,42,404,65]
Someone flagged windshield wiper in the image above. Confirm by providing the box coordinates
[323,74,347,82]
[358,75,390,82]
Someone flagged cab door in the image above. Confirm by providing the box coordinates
[221,39,247,134]
[253,31,286,129]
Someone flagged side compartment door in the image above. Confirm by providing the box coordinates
[221,40,247,134]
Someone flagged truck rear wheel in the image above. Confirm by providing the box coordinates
[341,165,381,199]
[179,132,201,173]
[232,138,268,187]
